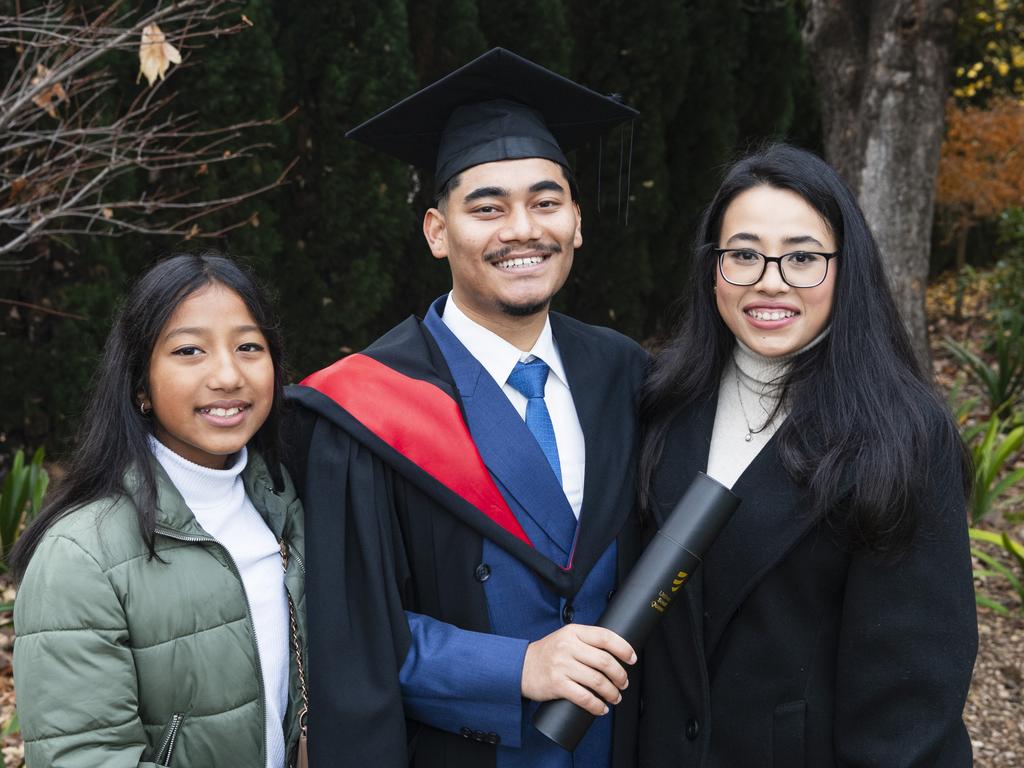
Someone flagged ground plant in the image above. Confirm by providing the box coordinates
[970,527,1024,615]
[943,311,1024,417]
[966,414,1024,525]
[0,449,47,572]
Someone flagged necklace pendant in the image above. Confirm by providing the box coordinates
[744,432,752,442]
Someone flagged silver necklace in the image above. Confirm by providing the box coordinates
[735,374,771,442]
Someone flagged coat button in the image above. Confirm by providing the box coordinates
[474,563,491,582]
[486,732,500,745]
[685,717,699,741]
[606,589,616,601]
[460,727,472,739]
[562,602,575,624]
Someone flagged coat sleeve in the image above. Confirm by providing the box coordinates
[400,610,528,746]
[14,533,156,768]
[832,453,978,766]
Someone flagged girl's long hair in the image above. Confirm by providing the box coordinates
[9,251,287,580]
[639,144,970,553]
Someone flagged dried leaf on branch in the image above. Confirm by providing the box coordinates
[29,64,66,118]
[137,24,181,87]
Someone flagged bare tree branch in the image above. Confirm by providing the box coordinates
[0,0,292,266]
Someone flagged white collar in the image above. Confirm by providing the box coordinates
[733,325,832,390]
[149,434,247,509]
[441,292,569,388]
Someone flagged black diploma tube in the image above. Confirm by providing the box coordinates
[532,471,739,751]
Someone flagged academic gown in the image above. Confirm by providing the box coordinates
[637,393,978,768]
[284,300,648,768]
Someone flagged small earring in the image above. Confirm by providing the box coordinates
[140,401,151,416]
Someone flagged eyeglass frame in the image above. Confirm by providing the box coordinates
[712,247,839,289]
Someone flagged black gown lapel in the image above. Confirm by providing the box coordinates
[553,314,639,588]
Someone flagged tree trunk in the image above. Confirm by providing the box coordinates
[802,0,959,370]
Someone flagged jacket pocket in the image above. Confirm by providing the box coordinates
[772,700,805,768]
[152,713,186,767]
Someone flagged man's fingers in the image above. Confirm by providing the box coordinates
[570,658,624,705]
[573,643,629,691]
[560,679,610,717]
[571,625,636,665]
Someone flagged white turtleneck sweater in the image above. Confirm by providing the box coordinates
[150,438,289,768]
[707,331,830,489]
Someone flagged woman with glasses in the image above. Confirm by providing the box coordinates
[637,144,976,767]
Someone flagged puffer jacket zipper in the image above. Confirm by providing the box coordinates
[155,527,268,768]
[154,713,185,766]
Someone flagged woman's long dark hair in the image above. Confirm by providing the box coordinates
[639,144,970,553]
[9,251,287,580]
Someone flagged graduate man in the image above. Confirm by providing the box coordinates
[285,48,647,768]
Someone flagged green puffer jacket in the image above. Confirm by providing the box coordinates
[13,451,306,768]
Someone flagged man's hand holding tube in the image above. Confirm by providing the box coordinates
[521,625,636,716]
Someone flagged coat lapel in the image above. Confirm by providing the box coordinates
[651,395,717,653]
[423,303,578,559]
[654,392,817,660]
[701,438,815,658]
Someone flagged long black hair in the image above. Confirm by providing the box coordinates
[639,144,969,553]
[9,251,287,580]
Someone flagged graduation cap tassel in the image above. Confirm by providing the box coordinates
[617,124,625,222]
[624,120,635,228]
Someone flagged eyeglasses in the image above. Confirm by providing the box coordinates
[714,248,838,289]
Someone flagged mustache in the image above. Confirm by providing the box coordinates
[484,242,562,263]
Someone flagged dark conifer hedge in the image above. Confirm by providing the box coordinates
[0,0,820,457]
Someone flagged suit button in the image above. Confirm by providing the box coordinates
[486,732,500,745]
[460,727,472,739]
[562,602,575,624]
[606,589,616,601]
[474,563,491,582]
[685,717,699,741]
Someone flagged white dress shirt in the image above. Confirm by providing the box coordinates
[442,293,586,518]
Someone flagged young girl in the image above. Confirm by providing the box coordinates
[11,252,307,768]
[637,145,977,767]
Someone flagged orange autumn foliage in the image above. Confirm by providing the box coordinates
[937,97,1024,231]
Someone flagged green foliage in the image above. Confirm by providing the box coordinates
[477,0,571,72]
[970,527,1024,614]
[953,0,1024,104]
[964,413,1024,524]
[947,377,985,444]
[0,448,48,566]
[990,207,1024,317]
[943,311,1024,416]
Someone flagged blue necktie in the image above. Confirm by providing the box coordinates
[507,359,562,484]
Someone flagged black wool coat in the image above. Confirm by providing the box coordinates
[637,394,978,768]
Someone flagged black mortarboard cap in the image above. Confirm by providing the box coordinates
[346,48,638,193]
